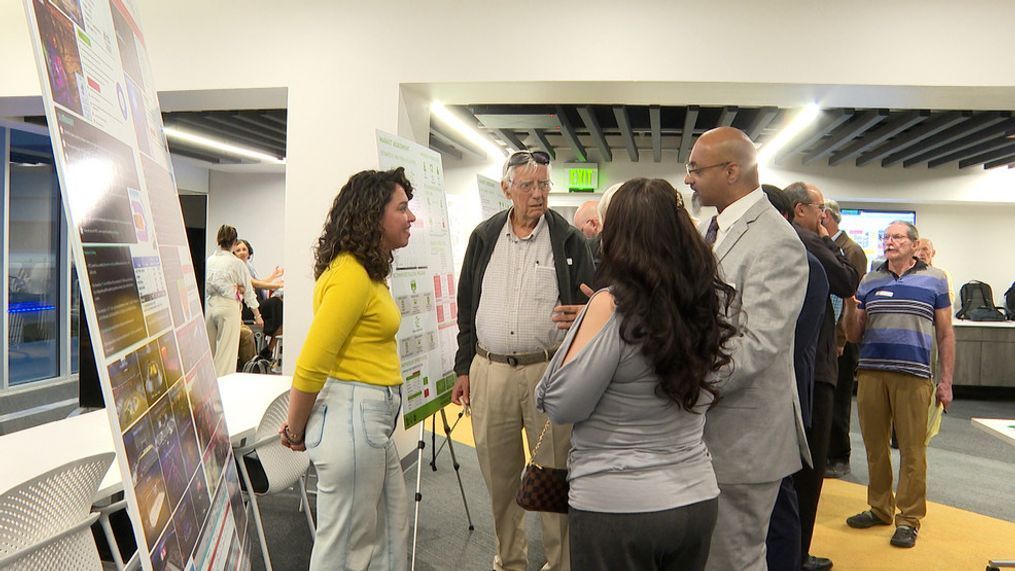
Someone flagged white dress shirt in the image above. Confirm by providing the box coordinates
[712,186,766,250]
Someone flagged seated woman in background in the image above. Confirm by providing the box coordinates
[280,167,416,570]
[535,178,736,571]
[205,224,261,377]
[233,238,284,366]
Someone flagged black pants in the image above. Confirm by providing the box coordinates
[569,498,718,571]
[794,382,835,558]
[765,476,801,571]
[828,343,859,462]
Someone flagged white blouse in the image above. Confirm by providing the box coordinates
[205,250,259,310]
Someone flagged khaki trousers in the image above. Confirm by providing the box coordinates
[470,355,571,571]
[206,296,241,377]
[856,369,934,529]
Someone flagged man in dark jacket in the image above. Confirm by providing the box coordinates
[451,150,593,571]
[783,182,861,571]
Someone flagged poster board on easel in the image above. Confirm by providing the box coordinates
[22,0,249,568]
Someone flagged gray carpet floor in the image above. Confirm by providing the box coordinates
[247,395,1015,570]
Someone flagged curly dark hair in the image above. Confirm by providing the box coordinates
[313,167,414,281]
[596,178,736,411]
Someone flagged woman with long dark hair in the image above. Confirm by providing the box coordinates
[535,178,736,571]
[279,167,415,570]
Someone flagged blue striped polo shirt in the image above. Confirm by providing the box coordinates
[856,260,950,378]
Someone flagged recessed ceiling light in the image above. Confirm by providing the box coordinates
[757,103,821,165]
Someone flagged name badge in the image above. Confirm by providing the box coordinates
[875,290,894,297]
[566,258,573,265]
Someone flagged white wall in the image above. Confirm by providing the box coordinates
[170,156,210,194]
[205,171,286,278]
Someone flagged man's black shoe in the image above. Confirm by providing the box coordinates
[890,525,918,548]
[846,510,891,529]
[802,554,833,570]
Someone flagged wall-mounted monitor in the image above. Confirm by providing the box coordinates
[839,208,917,272]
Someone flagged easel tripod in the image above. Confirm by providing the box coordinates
[409,407,474,571]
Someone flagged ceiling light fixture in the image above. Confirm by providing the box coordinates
[757,103,822,165]
[430,101,507,160]
[163,126,285,164]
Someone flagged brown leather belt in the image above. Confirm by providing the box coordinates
[477,345,557,367]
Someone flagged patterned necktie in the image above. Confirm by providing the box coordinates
[705,215,719,246]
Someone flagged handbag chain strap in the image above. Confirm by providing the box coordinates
[528,419,551,469]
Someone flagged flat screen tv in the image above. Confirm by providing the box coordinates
[839,208,917,272]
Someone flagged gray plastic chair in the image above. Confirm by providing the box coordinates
[234,391,314,571]
[0,452,115,571]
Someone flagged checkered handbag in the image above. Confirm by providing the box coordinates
[515,420,569,514]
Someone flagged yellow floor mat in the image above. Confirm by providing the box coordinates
[436,403,1014,569]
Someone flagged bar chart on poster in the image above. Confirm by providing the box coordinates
[376,131,458,429]
[22,0,249,569]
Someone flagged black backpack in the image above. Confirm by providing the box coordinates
[956,281,1007,321]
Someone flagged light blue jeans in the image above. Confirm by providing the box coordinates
[306,380,407,571]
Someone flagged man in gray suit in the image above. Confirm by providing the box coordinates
[684,127,810,571]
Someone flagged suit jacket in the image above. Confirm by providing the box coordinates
[833,232,868,351]
[796,227,860,387]
[703,198,811,485]
[795,252,829,429]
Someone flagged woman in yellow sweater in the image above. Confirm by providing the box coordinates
[279,167,415,570]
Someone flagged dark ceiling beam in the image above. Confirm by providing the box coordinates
[678,106,700,164]
[773,109,852,164]
[984,154,1015,169]
[577,107,612,162]
[428,137,463,161]
[801,109,888,165]
[529,129,556,161]
[167,142,237,164]
[555,105,587,162]
[429,126,485,159]
[718,106,738,127]
[905,116,1015,167]
[613,106,639,161]
[827,110,927,166]
[232,113,288,137]
[492,128,526,151]
[202,115,287,146]
[855,111,967,166]
[746,107,779,141]
[886,112,1008,167]
[958,142,1015,168]
[170,118,286,155]
[258,113,287,128]
[927,136,1015,168]
[649,105,662,162]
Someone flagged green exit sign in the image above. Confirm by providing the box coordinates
[567,165,598,192]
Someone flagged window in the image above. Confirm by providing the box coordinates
[6,129,62,385]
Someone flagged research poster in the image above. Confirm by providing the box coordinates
[477,173,510,220]
[376,131,459,428]
[23,0,248,569]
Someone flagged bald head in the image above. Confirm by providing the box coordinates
[573,199,601,238]
[684,127,760,212]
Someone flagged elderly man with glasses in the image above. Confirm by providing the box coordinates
[842,220,954,549]
[452,150,594,571]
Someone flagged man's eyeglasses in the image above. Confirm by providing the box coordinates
[803,202,827,212]
[685,161,731,176]
[507,150,551,167]
[511,179,553,192]
[882,233,910,243]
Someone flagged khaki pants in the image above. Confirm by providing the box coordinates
[238,324,257,365]
[856,369,934,529]
[470,355,571,571]
[206,296,241,377]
